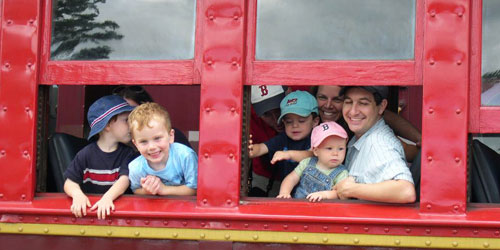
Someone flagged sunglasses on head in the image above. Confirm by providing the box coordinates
[112,85,145,95]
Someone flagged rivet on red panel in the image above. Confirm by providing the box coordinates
[426,204,432,210]
[163,220,169,225]
[384,228,389,233]
[406,228,411,233]
[426,228,432,234]
[364,227,369,232]
[456,60,462,65]
[182,221,187,226]
[427,156,433,162]
[263,224,269,229]
[6,20,13,25]
[456,108,461,114]
[107,219,112,225]
[226,199,232,205]
[323,226,328,231]
[21,194,26,200]
[225,223,230,228]
[474,230,479,235]
[303,225,308,230]
[18,216,23,221]
[344,226,349,232]
[455,157,460,163]
[4,63,11,70]
[428,107,434,114]
[28,19,35,25]
[429,10,436,17]
[126,219,131,224]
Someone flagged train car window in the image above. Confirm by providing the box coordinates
[38,85,200,193]
[255,0,415,60]
[481,0,500,106]
[50,0,196,60]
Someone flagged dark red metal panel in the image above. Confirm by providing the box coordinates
[0,0,40,201]
[197,0,245,207]
[420,0,469,213]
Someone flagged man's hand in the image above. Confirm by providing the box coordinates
[334,176,357,200]
[91,196,115,220]
[71,193,91,218]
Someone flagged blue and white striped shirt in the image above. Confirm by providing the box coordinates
[345,119,414,184]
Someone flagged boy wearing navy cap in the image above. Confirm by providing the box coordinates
[64,95,138,220]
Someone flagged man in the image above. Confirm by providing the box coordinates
[334,86,416,203]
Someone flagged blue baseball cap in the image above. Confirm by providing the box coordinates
[278,90,318,124]
[87,95,135,140]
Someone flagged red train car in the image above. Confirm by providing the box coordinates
[1,0,500,249]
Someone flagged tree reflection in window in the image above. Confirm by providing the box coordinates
[51,0,123,60]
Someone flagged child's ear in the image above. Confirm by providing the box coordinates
[169,129,175,143]
[313,116,320,126]
[312,147,319,157]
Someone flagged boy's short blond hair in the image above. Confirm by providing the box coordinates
[128,102,172,137]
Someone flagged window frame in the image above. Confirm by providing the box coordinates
[469,0,500,133]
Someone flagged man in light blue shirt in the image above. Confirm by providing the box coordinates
[334,86,416,203]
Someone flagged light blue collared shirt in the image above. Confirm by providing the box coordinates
[345,119,413,184]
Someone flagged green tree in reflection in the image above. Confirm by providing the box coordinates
[51,0,123,60]
[482,69,500,91]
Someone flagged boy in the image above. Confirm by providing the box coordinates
[277,121,348,202]
[64,95,137,220]
[127,103,198,196]
[249,90,320,182]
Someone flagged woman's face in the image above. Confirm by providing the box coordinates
[316,85,344,122]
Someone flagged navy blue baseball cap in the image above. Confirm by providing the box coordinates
[87,95,135,140]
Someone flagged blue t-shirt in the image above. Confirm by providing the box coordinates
[128,143,198,191]
[263,132,311,181]
[64,142,138,194]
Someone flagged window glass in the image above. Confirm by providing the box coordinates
[256,0,415,60]
[482,0,500,106]
[50,0,196,60]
